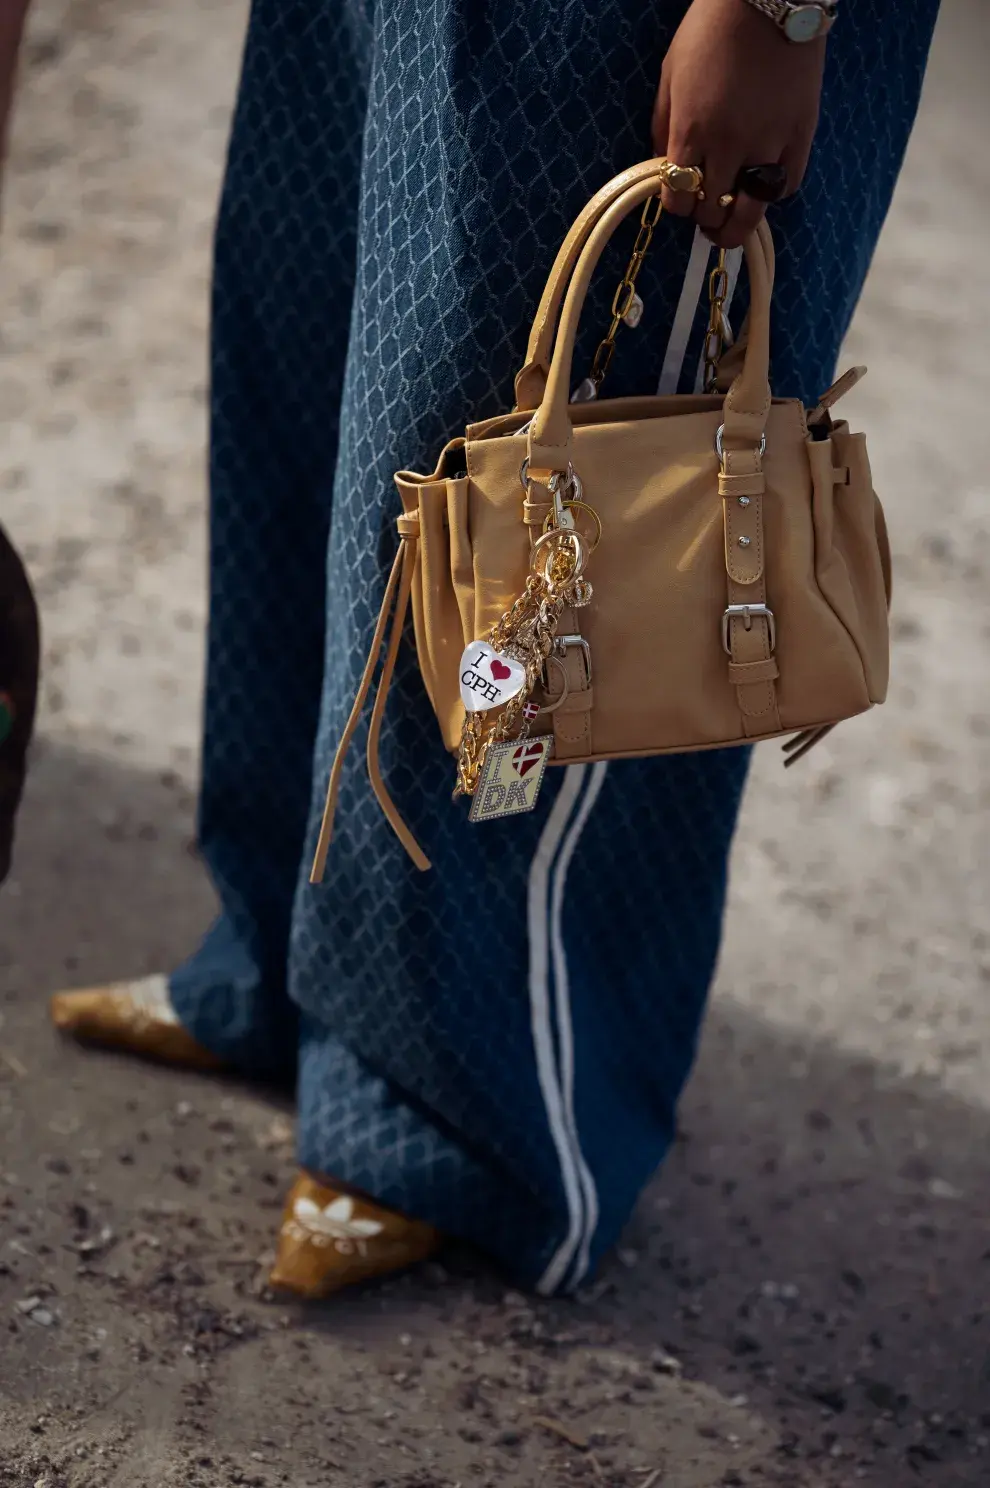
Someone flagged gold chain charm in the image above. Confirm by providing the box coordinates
[703,249,730,394]
[454,475,596,802]
[589,194,664,394]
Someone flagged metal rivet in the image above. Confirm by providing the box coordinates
[737,495,751,508]
[737,535,751,548]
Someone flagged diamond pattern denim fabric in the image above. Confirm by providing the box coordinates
[170,0,939,1289]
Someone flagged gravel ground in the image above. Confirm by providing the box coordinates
[0,2,987,1484]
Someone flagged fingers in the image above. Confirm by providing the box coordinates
[663,139,767,248]
[689,152,738,235]
[655,72,777,238]
[704,191,768,251]
[651,73,671,158]
[659,128,706,218]
[651,74,798,249]
[659,178,700,219]
[652,81,698,219]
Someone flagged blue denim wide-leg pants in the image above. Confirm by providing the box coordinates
[170,0,939,1291]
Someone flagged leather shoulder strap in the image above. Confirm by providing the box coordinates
[514,158,676,411]
[526,178,774,473]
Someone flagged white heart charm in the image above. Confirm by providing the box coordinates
[458,642,527,714]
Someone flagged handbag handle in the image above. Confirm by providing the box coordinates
[514,158,686,411]
[525,170,775,474]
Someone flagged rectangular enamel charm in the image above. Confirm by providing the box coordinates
[468,736,552,824]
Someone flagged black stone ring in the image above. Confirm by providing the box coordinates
[735,164,789,204]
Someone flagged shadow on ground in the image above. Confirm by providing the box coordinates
[0,742,986,1487]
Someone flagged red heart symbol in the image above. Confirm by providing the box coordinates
[490,660,511,682]
[512,742,545,778]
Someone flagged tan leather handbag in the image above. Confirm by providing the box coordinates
[312,160,890,877]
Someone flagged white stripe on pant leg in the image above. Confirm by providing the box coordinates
[532,244,708,1290]
[657,228,712,395]
[548,760,609,1287]
[528,240,712,1292]
[529,764,590,1297]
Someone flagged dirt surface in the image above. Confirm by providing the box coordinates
[1,1,988,1484]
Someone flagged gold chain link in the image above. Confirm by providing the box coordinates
[589,194,664,393]
[454,576,547,797]
[702,248,729,394]
[591,200,729,397]
[455,526,588,797]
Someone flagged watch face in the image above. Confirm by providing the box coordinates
[784,5,826,42]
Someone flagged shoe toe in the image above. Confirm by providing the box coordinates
[49,980,224,1071]
[269,1172,440,1299]
[50,988,115,1034]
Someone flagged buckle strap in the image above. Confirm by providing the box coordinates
[544,612,593,757]
[727,656,779,686]
[719,444,780,734]
[523,498,553,527]
[721,603,775,655]
[310,520,430,882]
[718,471,766,499]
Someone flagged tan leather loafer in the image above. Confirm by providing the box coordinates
[269,1171,441,1298]
[50,974,225,1072]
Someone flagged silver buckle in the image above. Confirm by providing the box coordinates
[722,604,776,655]
[553,633,593,687]
[714,424,766,463]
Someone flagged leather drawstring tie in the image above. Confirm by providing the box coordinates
[781,722,836,767]
[310,514,430,883]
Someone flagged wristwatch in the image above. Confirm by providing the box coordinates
[740,0,838,43]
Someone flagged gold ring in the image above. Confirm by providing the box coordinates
[659,162,704,195]
[718,193,736,208]
[531,527,588,582]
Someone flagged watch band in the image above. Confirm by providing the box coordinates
[743,0,787,21]
[741,0,838,40]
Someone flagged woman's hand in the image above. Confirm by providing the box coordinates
[652,0,826,247]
